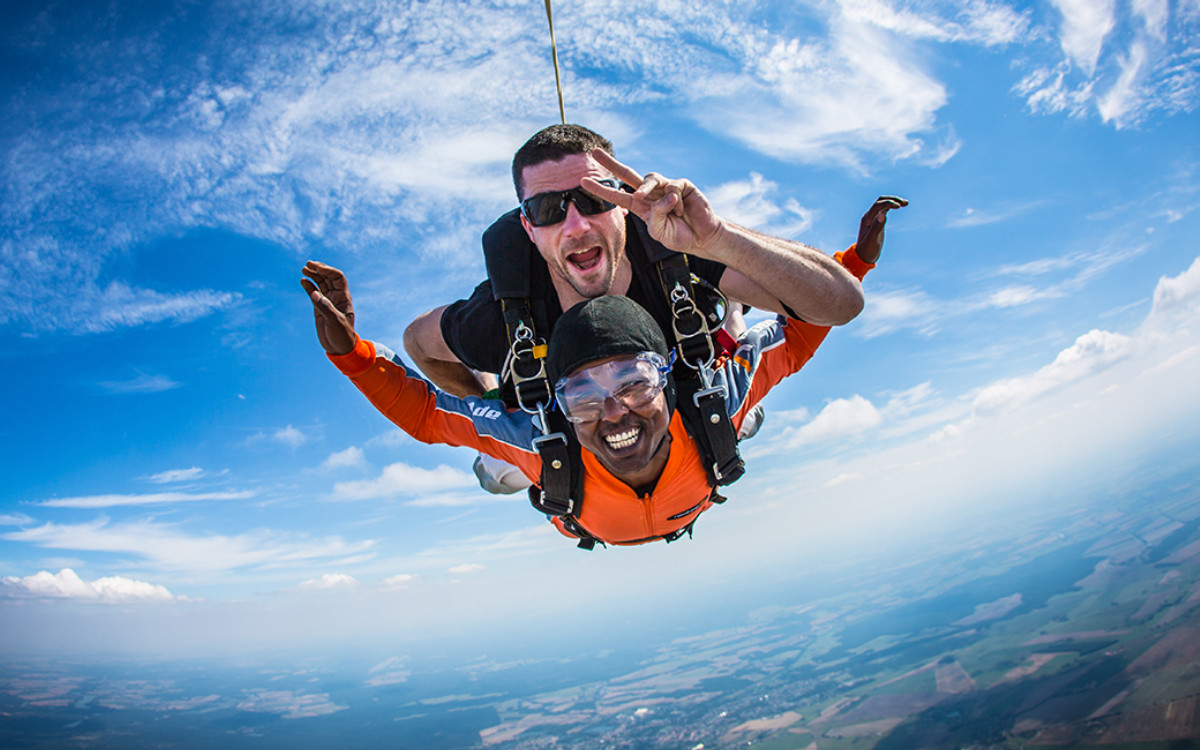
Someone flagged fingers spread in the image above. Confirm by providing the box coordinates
[590,148,642,186]
[580,176,631,209]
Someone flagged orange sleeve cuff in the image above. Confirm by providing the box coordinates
[327,337,376,377]
[834,244,875,281]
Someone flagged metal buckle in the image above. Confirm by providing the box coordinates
[509,322,552,415]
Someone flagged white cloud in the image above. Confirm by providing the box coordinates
[0,568,182,603]
[381,573,416,588]
[707,173,814,238]
[823,472,863,488]
[83,283,236,334]
[97,372,183,394]
[855,242,1150,341]
[1016,0,1199,127]
[690,11,952,172]
[947,201,1045,228]
[1097,40,1150,125]
[271,425,308,449]
[36,490,253,509]
[1133,0,1170,40]
[1146,255,1200,325]
[298,573,359,591]
[880,382,937,419]
[332,461,477,501]
[560,1,970,172]
[147,467,205,484]
[784,395,884,448]
[855,287,942,338]
[0,513,34,526]
[840,0,1030,46]
[771,406,812,424]
[447,563,485,575]
[406,490,522,508]
[973,329,1133,414]
[981,285,1063,309]
[1051,0,1116,75]
[321,446,366,470]
[988,256,1078,277]
[1014,61,1095,118]
[2,519,376,574]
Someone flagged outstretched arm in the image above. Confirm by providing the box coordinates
[734,196,907,416]
[300,261,538,477]
[582,150,864,326]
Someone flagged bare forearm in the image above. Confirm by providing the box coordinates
[707,222,864,326]
[403,306,490,398]
[410,356,491,398]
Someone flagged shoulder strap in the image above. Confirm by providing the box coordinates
[631,215,745,487]
[484,208,533,300]
[481,210,598,537]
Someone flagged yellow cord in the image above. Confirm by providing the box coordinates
[543,0,566,124]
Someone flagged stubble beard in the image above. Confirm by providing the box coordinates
[559,222,627,300]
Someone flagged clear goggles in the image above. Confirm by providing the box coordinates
[554,352,672,424]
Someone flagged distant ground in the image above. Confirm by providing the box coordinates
[3,479,1200,749]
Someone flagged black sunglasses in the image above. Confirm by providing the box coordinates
[520,179,623,227]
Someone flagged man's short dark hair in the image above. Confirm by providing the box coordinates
[512,124,614,199]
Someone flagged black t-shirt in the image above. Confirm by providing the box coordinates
[441,213,727,376]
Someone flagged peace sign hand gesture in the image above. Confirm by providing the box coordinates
[581,149,725,258]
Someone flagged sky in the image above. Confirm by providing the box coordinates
[2,0,1199,657]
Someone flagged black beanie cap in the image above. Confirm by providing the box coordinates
[546,296,670,384]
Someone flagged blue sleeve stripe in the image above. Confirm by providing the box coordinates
[373,343,539,456]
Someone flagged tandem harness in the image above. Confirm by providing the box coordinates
[481,208,746,549]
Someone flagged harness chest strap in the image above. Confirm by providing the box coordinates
[649,248,745,487]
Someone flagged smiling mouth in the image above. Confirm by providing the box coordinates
[567,246,602,272]
[604,426,641,451]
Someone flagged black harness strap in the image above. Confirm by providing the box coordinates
[529,407,598,549]
[638,218,745,488]
[689,387,745,485]
[484,210,581,518]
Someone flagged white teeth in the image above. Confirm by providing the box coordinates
[605,427,640,450]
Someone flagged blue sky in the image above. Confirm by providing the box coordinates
[2,0,1199,656]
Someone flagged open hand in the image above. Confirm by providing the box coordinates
[856,196,908,265]
[581,149,723,256]
[300,260,357,355]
